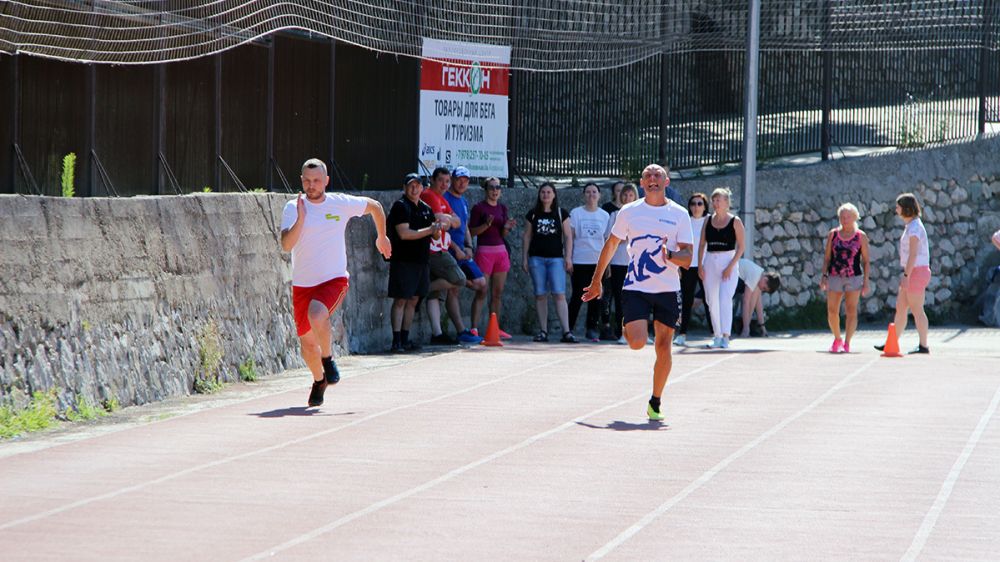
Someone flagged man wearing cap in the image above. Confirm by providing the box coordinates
[280,158,392,408]
[387,173,443,353]
[420,167,482,345]
[443,166,489,337]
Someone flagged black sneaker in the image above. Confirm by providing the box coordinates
[307,379,327,407]
[560,331,578,343]
[908,345,930,354]
[402,341,422,352]
[390,343,404,354]
[429,333,456,345]
[324,363,341,385]
[874,344,885,351]
[533,330,548,342]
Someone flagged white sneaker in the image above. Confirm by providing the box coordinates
[617,335,627,345]
[646,336,655,345]
[720,337,730,349]
[673,334,686,346]
[707,337,722,349]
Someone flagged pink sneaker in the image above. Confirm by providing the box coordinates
[498,329,513,340]
[841,341,850,353]
[829,338,843,353]
[470,328,479,337]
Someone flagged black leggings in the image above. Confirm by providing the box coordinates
[569,264,600,332]
[680,266,712,335]
[600,265,628,336]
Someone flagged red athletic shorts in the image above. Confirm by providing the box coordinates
[292,277,349,337]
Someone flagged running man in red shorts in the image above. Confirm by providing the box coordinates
[280,158,392,407]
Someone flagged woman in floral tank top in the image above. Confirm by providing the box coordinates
[819,203,871,353]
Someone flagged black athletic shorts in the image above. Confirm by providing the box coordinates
[621,290,681,329]
[387,261,430,299]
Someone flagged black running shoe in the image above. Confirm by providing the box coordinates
[874,344,885,351]
[324,363,341,385]
[402,341,422,352]
[908,345,930,354]
[429,333,456,345]
[560,331,578,343]
[307,379,327,407]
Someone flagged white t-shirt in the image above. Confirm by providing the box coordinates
[899,218,930,268]
[570,206,610,264]
[280,193,368,287]
[690,216,707,268]
[610,198,693,293]
[738,258,764,290]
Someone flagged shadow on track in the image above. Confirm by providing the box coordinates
[575,420,669,431]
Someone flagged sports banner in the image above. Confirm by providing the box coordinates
[418,38,510,179]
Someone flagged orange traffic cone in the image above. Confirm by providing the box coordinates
[481,312,504,347]
[880,323,903,357]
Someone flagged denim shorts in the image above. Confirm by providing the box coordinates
[528,256,566,296]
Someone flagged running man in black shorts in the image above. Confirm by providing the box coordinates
[583,164,693,420]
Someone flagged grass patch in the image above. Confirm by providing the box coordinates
[194,321,225,394]
[238,357,259,382]
[0,391,59,439]
[64,395,108,422]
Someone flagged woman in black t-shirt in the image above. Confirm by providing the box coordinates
[521,182,576,343]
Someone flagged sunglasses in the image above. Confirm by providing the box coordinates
[486,185,501,190]
[690,201,705,206]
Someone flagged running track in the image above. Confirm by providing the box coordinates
[2,328,998,561]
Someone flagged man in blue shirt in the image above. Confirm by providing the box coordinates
[443,166,489,338]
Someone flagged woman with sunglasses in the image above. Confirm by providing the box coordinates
[675,192,711,346]
[470,178,517,339]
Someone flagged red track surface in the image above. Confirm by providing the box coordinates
[2,328,998,561]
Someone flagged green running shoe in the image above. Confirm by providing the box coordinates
[647,403,664,421]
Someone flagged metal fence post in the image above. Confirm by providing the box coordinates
[214,54,222,191]
[329,37,337,189]
[266,36,275,192]
[153,64,166,195]
[740,0,761,255]
[8,54,18,193]
[85,64,96,197]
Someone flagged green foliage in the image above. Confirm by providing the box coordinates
[0,390,59,439]
[81,319,92,331]
[618,136,647,182]
[194,321,225,394]
[61,153,76,197]
[65,395,107,422]
[102,397,120,413]
[251,187,267,193]
[361,173,369,190]
[763,298,829,331]
[238,357,259,382]
[202,186,213,193]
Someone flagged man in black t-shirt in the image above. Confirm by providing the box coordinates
[387,174,443,352]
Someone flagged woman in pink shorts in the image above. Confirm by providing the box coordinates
[470,178,517,338]
[877,193,931,354]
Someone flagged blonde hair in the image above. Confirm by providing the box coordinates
[837,202,860,226]
[711,187,732,200]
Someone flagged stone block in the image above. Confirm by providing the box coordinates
[950,185,969,203]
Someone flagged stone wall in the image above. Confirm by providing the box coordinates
[2,135,1000,413]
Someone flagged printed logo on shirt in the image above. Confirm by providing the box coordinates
[535,217,558,236]
[624,234,666,286]
[325,214,341,221]
[658,218,677,225]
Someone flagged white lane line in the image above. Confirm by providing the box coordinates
[0,351,592,532]
[587,357,878,561]
[900,381,1000,562]
[0,349,464,459]
[240,355,737,561]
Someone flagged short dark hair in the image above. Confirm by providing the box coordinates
[896,193,922,218]
[432,167,451,181]
[583,182,600,192]
[687,192,708,216]
[763,272,781,293]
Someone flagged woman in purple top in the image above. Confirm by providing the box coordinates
[470,178,517,338]
[819,203,871,353]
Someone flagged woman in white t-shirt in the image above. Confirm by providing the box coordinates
[877,193,931,354]
[674,192,710,346]
[567,183,611,341]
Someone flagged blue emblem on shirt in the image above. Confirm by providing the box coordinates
[624,234,666,285]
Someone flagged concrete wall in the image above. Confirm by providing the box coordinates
[2,135,1000,412]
